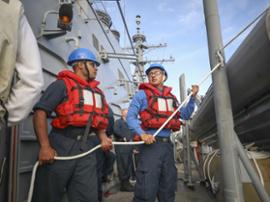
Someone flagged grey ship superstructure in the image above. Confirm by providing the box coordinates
[1,0,270,202]
[7,0,139,201]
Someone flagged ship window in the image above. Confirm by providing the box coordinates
[92,34,99,51]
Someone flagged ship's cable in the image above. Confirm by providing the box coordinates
[115,1,145,81]
[85,0,133,82]
[116,1,136,55]
[222,7,269,49]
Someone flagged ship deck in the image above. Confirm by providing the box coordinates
[102,164,216,202]
[104,181,215,202]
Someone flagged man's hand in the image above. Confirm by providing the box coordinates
[38,145,57,165]
[133,148,139,154]
[141,134,156,144]
[99,130,112,151]
[191,85,199,97]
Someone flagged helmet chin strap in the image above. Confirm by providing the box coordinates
[162,74,166,82]
[84,61,91,82]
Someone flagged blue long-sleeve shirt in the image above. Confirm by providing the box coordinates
[126,90,195,138]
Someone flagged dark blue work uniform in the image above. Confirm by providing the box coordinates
[95,107,115,202]
[127,90,195,202]
[32,80,99,202]
[113,118,133,184]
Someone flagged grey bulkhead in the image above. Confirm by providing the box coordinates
[10,0,134,201]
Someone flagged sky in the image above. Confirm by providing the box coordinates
[94,0,270,98]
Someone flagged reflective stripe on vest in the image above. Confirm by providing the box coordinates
[139,83,181,131]
[157,97,175,112]
[51,70,109,130]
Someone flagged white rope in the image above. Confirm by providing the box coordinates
[249,152,264,187]
[27,141,144,202]
[153,62,221,137]
[207,150,219,191]
[203,149,270,193]
[203,150,218,180]
[27,61,222,202]
[246,151,270,187]
[28,162,39,202]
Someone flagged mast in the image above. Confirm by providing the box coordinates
[202,0,244,201]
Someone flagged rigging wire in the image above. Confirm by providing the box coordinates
[222,7,269,49]
[116,1,135,55]
[116,1,145,82]
[84,0,133,82]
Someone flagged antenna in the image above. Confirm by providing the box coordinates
[136,15,141,33]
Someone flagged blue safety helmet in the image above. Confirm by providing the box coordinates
[67,48,100,66]
[145,63,168,80]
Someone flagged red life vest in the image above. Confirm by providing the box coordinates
[139,83,181,131]
[51,70,109,130]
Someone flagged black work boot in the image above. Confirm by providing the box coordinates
[120,180,135,192]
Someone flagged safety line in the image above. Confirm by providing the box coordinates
[222,7,268,49]
[153,62,221,137]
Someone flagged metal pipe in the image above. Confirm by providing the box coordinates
[179,74,186,103]
[190,8,270,140]
[185,121,193,187]
[171,133,176,162]
[8,125,19,202]
[104,55,137,60]
[179,74,189,181]
[190,146,204,181]
[182,124,188,182]
[203,0,244,201]
[103,52,136,56]
[235,132,270,202]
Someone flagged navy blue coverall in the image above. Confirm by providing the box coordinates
[95,106,115,202]
[127,89,195,202]
[113,118,134,184]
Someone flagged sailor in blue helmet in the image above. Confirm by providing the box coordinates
[127,63,199,202]
[32,48,112,202]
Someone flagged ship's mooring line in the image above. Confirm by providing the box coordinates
[222,7,268,50]
[27,61,222,202]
